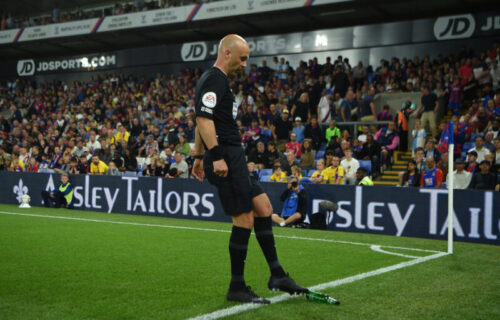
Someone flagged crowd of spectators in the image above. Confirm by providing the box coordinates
[0,0,217,30]
[0,42,499,190]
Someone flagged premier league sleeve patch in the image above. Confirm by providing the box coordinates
[202,92,217,108]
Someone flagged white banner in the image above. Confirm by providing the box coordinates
[0,29,20,44]
[17,25,52,42]
[50,18,99,38]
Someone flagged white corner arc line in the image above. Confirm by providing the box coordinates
[188,252,449,320]
[370,245,420,259]
[0,211,441,254]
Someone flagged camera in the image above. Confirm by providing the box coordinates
[291,181,298,188]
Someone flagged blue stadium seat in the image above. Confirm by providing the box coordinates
[463,142,475,152]
[315,150,325,160]
[470,133,484,141]
[319,143,327,152]
[259,169,273,178]
[260,175,272,182]
[123,171,136,177]
[358,160,372,174]
[300,178,313,184]
[307,169,316,177]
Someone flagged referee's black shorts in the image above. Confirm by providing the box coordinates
[204,145,264,216]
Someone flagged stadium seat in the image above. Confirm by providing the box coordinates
[463,142,475,152]
[470,133,484,141]
[259,169,273,178]
[315,150,325,160]
[307,169,316,177]
[259,175,272,182]
[300,178,313,184]
[358,160,372,174]
[319,143,327,152]
[123,171,136,177]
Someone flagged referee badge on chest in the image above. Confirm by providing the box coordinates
[232,102,238,120]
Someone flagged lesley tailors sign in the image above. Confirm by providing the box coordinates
[17,55,116,76]
[4,172,499,245]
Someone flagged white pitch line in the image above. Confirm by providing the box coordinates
[0,210,441,254]
[370,245,420,259]
[188,251,449,320]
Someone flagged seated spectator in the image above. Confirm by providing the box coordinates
[400,160,420,187]
[176,133,191,157]
[467,135,491,163]
[356,167,374,186]
[113,123,130,144]
[325,119,341,144]
[420,158,443,188]
[248,141,267,170]
[291,165,303,180]
[139,134,159,157]
[468,160,497,190]
[323,155,345,184]
[41,173,73,209]
[446,158,472,189]
[107,161,122,176]
[311,159,327,184]
[10,153,24,172]
[68,158,79,175]
[78,155,89,174]
[160,147,175,164]
[72,139,89,158]
[272,176,307,227]
[282,151,298,176]
[484,132,495,153]
[26,157,39,173]
[263,141,280,169]
[168,153,188,178]
[437,152,450,177]
[357,125,370,144]
[144,157,160,177]
[341,148,360,185]
[269,164,287,183]
[466,151,478,173]
[375,122,399,168]
[123,149,138,172]
[300,139,315,169]
[285,133,302,158]
[247,162,259,180]
[54,155,71,174]
[89,155,108,175]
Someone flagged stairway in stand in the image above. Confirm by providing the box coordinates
[373,151,412,186]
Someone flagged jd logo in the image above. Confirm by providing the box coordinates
[17,59,35,76]
[434,14,475,40]
[181,42,207,61]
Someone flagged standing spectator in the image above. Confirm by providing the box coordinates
[272,109,292,147]
[340,148,360,185]
[317,93,335,125]
[394,101,412,151]
[414,85,438,137]
[304,117,323,150]
[325,119,341,144]
[300,139,315,169]
[338,90,355,122]
[332,65,349,97]
[468,160,497,190]
[411,119,426,156]
[291,93,310,123]
[447,77,463,116]
[359,86,377,127]
[446,158,472,189]
[292,117,305,143]
[420,158,443,188]
[352,61,367,90]
[377,105,393,128]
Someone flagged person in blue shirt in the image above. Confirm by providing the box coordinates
[292,117,305,143]
[41,173,74,208]
[271,176,308,227]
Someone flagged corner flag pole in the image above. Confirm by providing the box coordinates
[447,121,454,254]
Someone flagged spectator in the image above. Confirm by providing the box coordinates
[168,152,188,178]
[359,86,377,124]
[377,105,393,129]
[414,85,438,137]
[292,93,310,123]
[263,141,280,169]
[332,65,349,97]
[338,90,355,122]
[89,155,108,175]
[375,122,399,168]
[360,134,381,175]
[352,61,367,90]
[311,159,327,184]
[300,139,315,169]
[292,117,305,143]
[411,119,426,156]
[272,108,292,146]
[437,152,450,177]
[468,160,497,190]
[248,141,267,170]
[285,133,301,158]
[446,158,472,189]
[467,135,491,163]
[356,167,373,186]
[176,133,191,157]
[291,165,303,180]
[317,92,335,125]
[325,119,341,144]
[41,173,73,209]
[26,157,39,173]
[424,139,441,163]
[113,123,130,144]
[420,158,443,188]
[140,134,159,157]
[466,151,479,173]
[304,117,323,151]
[282,152,299,176]
[341,148,360,185]
[247,162,259,181]
[395,101,412,151]
[270,164,287,183]
[68,158,79,175]
[324,155,344,184]
[357,125,370,144]
[107,161,122,176]
[400,159,420,187]
[272,176,307,227]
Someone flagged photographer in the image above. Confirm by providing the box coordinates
[272,176,307,227]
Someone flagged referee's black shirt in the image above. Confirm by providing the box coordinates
[195,67,240,146]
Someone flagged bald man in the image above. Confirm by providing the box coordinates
[192,34,307,304]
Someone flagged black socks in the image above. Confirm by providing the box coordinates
[254,216,286,277]
[229,225,251,291]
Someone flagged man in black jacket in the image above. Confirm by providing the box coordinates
[361,134,381,176]
[468,160,497,190]
[272,176,307,227]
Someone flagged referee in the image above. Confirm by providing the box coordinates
[192,34,307,304]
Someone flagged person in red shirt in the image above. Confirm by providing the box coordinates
[420,158,443,188]
[26,158,39,173]
[458,58,473,85]
[285,132,302,158]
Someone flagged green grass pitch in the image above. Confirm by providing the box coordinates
[0,204,498,319]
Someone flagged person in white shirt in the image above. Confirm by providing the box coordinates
[446,158,472,189]
[340,148,360,185]
[317,93,334,124]
[87,132,102,153]
[468,135,491,163]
